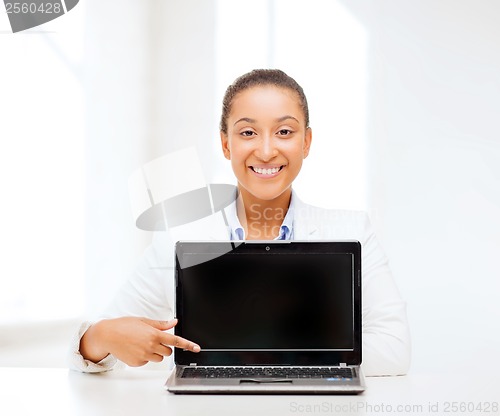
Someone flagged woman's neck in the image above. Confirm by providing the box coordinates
[236,186,292,240]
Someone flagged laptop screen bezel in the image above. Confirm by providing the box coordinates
[174,240,362,366]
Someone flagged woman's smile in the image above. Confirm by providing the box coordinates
[249,164,286,178]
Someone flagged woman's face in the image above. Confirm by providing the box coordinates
[220,86,312,203]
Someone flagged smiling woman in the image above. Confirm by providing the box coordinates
[72,69,411,377]
[220,70,312,239]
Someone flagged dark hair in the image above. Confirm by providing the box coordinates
[219,69,309,134]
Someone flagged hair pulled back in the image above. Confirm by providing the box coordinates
[219,69,309,134]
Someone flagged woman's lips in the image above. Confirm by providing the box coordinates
[249,165,285,178]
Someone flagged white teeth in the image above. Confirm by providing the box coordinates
[253,167,281,175]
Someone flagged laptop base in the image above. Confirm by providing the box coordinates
[166,366,365,395]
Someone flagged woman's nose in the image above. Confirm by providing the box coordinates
[255,135,278,161]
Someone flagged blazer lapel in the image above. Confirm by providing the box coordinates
[292,193,319,239]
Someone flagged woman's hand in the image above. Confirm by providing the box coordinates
[79,317,200,367]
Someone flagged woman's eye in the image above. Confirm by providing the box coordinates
[241,130,255,137]
[277,129,292,136]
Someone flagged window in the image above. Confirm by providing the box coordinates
[0,4,85,323]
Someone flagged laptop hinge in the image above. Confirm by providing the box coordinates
[340,363,347,368]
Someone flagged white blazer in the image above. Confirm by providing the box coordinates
[71,193,411,376]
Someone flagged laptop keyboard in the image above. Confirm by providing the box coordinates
[181,366,353,379]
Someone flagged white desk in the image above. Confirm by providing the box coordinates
[0,367,498,416]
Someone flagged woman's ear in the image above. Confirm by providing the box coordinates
[220,131,231,160]
[303,127,312,159]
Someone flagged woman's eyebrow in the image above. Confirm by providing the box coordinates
[276,115,299,123]
[234,115,300,126]
[234,117,256,126]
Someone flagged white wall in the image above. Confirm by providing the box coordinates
[344,0,500,373]
[83,0,217,317]
[83,0,151,317]
[0,2,85,323]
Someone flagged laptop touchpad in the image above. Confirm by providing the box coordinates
[240,379,293,384]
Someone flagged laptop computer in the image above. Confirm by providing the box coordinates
[166,240,365,394]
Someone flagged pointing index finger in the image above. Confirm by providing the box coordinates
[162,332,201,353]
[176,336,201,352]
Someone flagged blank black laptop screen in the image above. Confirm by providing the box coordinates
[177,249,354,351]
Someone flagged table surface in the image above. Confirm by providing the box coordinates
[0,367,498,416]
